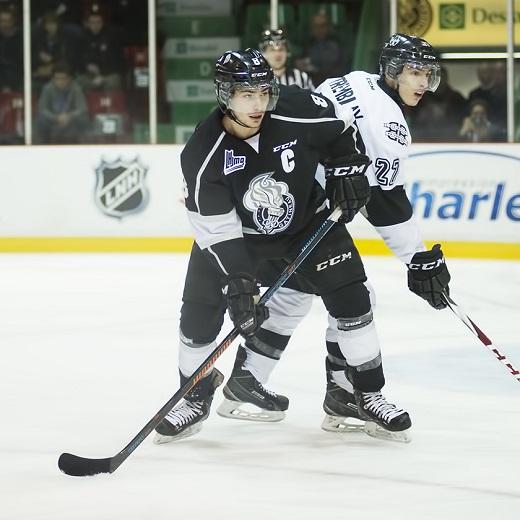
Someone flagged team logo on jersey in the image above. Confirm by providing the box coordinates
[224,149,246,175]
[94,157,148,218]
[384,122,408,146]
[243,173,294,234]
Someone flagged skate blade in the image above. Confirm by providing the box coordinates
[216,398,285,422]
[153,423,203,444]
[363,421,411,444]
[321,413,366,433]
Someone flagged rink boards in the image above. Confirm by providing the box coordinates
[0,143,518,259]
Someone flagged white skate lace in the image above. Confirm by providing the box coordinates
[258,383,278,398]
[165,400,203,427]
[362,392,404,422]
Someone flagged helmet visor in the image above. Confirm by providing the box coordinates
[403,61,441,92]
[221,81,280,113]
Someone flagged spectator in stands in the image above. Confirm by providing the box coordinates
[35,63,89,144]
[468,61,506,140]
[31,11,79,91]
[294,12,347,87]
[259,29,314,90]
[32,1,83,38]
[459,98,503,143]
[407,67,466,142]
[77,6,125,91]
[489,61,507,137]
[0,1,19,19]
[0,7,23,92]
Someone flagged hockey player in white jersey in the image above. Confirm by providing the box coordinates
[217,33,451,442]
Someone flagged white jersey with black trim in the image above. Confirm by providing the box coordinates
[317,71,425,263]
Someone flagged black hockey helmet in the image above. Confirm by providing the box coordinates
[379,33,441,92]
[214,48,280,116]
[259,28,288,51]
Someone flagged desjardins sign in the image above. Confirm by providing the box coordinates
[398,0,520,47]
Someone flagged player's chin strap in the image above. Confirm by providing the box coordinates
[441,291,520,383]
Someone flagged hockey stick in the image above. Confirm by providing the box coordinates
[58,207,343,477]
[442,291,520,383]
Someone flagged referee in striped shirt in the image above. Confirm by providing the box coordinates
[259,29,315,91]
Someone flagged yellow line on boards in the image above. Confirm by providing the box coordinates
[356,240,520,260]
[0,237,194,252]
[0,237,518,260]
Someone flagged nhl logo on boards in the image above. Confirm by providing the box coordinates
[94,157,149,218]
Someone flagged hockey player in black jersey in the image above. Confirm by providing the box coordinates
[217,34,451,443]
[154,48,412,444]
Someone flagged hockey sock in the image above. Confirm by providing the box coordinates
[178,332,218,377]
[331,368,355,393]
[241,345,280,385]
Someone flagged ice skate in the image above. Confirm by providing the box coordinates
[154,369,224,444]
[355,390,412,443]
[217,348,288,422]
[321,374,365,433]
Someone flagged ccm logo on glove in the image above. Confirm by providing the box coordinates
[327,164,369,176]
[408,257,446,271]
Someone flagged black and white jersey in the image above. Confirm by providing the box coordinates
[277,67,315,91]
[317,71,425,263]
[181,84,363,277]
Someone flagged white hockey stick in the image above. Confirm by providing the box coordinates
[442,292,520,383]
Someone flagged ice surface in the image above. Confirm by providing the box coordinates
[0,253,519,520]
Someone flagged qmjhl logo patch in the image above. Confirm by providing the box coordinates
[95,157,149,219]
[224,149,246,175]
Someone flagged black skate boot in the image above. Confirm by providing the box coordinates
[354,390,412,443]
[154,368,224,444]
[216,346,289,422]
[321,368,365,433]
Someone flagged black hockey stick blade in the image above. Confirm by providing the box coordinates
[58,452,113,476]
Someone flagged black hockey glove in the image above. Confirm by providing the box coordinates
[407,244,451,310]
[325,156,371,223]
[223,274,269,338]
